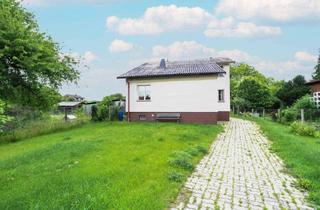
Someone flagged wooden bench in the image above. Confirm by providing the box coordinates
[156,113,181,122]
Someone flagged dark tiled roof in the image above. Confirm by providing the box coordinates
[117,57,234,79]
[305,80,320,85]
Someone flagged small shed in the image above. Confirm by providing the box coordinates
[58,101,82,113]
[83,101,100,115]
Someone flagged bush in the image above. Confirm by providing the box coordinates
[290,121,318,137]
[282,108,298,123]
[91,105,99,121]
[168,151,194,170]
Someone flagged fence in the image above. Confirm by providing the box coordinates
[232,107,320,123]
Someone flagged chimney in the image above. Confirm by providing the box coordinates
[159,58,166,69]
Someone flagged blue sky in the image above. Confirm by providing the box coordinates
[24,0,320,100]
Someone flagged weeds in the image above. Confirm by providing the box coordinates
[168,151,194,170]
[297,178,313,191]
[168,171,185,182]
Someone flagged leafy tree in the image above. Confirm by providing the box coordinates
[276,75,310,107]
[0,0,79,110]
[230,64,268,101]
[312,50,320,80]
[0,100,10,132]
[237,77,273,109]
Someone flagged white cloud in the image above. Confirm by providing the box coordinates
[153,42,316,80]
[64,51,98,64]
[254,51,317,79]
[152,41,254,62]
[294,51,317,63]
[83,51,98,63]
[216,0,320,21]
[204,17,281,38]
[106,4,281,38]
[106,5,212,35]
[109,39,134,52]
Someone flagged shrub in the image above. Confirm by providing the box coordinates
[167,171,185,182]
[282,108,298,123]
[168,151,194,170]
[91,105,99,121]
[290,121,317,137]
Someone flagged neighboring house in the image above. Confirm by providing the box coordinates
[306,80,320,108]
[117,57,234,124]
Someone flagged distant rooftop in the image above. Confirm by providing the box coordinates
[117,57,234,79]
[58,101,81,107]
[305,80,320,85]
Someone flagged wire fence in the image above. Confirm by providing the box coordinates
[232,107,320,124]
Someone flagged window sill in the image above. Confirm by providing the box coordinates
[218,100,225,103]
[137,100,151,102]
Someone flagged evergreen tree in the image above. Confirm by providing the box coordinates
[312,49,320,80]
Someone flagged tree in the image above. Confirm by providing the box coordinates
[0,0,79,110]
[237,77,273,109]
[276,75,310,107]
[312,50,320,80]
[230,64,268,101]
[0,100,10,132]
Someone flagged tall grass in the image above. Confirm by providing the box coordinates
[0,117,89,144]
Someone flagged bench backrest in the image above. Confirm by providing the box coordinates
[156,113,181,118]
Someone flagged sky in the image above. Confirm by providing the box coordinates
[23,0,320,100]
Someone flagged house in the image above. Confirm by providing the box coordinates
[306,80,320,108]
[117,57,234,124]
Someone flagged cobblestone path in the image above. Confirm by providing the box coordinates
[172,118,313,210]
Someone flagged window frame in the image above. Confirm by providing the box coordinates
[218,89,225,102]
[137,85,151,102]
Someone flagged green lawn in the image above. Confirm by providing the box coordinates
[238,116,320,208]
[0,122,222,210]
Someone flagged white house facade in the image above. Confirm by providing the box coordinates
[117,58,234,124]
[306,80,320,108]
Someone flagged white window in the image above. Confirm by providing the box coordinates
[218,89,224,102]
[138,85,151,101]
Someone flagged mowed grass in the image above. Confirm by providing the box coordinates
[238,116,320,207]
[0,122,223,210]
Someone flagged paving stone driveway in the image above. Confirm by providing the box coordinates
[172,118,314,210]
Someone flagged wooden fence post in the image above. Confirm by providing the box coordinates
[301,109,305,123]
[278,109,281,121]
[263,108,265,118]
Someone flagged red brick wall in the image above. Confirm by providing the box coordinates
[310,83,320,92]
[128,112,230,124]
[217,111,230,121]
